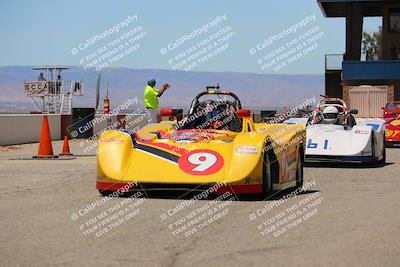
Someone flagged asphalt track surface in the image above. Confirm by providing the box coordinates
[1,140,400,267]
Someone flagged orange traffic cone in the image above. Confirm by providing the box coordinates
[33,115,58,158]
[59,135,73,156]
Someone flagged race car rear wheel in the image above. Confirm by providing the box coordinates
[295,146,304,189]
[378,134,386,165]
[367,135,386,166]
[262,150,272,195]
[369,136,377,166]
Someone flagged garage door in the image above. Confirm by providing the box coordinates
[348,85,388,117]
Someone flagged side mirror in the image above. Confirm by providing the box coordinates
[381,107,385,110]
[160,109,173,117]
[349,109,358,115]
[237,109,251,118]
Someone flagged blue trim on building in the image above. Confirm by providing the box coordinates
[342,61,400,80]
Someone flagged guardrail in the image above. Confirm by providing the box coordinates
[325,54,344,71]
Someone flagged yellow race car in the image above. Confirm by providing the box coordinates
[97,86,306,196]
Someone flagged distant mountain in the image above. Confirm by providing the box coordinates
[0,66,323,111]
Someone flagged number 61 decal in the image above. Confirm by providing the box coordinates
[307,139,329,150]
[178,150,224,175]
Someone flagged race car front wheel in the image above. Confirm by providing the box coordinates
[368,136,377,166]
[295,146,304,189]
[262,150,272,195]
[378,135,386,165]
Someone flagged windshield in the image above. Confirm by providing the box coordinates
[197,94,237,104]
[386,102,400,110]
[178,91,243,132]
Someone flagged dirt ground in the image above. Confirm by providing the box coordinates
[0,140,399,267]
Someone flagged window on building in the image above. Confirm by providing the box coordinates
[362,17,382,61]
[389,9,400,33]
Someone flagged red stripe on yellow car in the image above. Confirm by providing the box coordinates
[96,182,134,191]
[215,184,262,194]
[139,141,187,157]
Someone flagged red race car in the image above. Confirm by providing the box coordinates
[383,102,400,145]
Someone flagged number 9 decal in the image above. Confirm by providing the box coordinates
[178,150,224,175]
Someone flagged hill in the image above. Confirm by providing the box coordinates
[0,66,323,111]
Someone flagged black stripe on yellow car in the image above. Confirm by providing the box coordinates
[135,143,180,163]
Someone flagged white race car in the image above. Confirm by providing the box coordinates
[285,98,386,165]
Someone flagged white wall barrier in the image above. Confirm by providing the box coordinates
[0,114,61,146]
[0,113,151,146]
[0,112,263,146]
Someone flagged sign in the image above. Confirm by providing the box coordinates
[24,81,49,96]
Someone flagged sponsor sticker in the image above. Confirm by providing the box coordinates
[354,130,369,134]
[236,146,258,154]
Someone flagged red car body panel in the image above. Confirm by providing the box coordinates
[384,102,400,143]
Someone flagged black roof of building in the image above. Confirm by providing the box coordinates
[318,0,400,17]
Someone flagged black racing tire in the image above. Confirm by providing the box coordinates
[295,145,304,189]
[368,136,377,166]
[262,150,273,195]
[378,135,386,165]
[99,190,114,197]
[386,142,394,148]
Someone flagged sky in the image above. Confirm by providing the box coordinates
[0,0,381,74]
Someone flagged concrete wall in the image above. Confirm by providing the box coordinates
[90,114,149,138]
[0,114,61,146]
[0,112,263,146]
[0,113,151,146]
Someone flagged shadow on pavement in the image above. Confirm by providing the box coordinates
[305,161,393,169]
[106,187,320,202]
